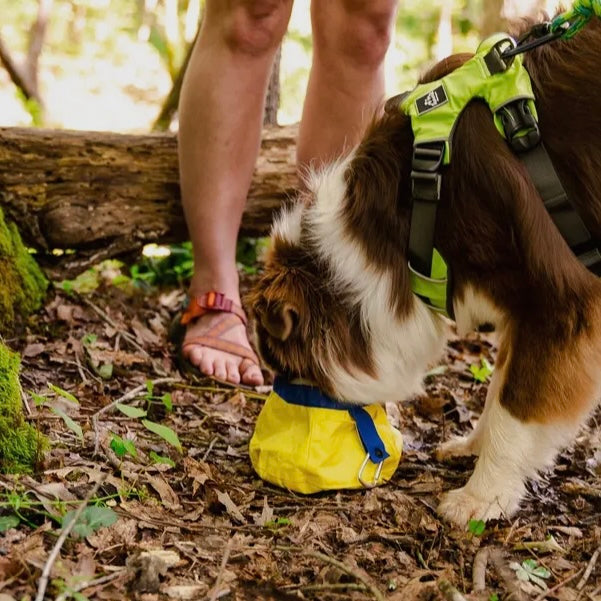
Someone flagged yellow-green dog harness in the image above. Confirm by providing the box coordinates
[393,8,601,316]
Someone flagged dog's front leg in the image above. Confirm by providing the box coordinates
[437,360,582,528]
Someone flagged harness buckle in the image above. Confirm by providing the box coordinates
[499,99,540,153]
[411,142,445,201]
[483,38,516,74]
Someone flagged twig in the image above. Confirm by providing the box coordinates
[209,537,234,601]
[74,350,89,385]
[55,569,126,601]
[577,545,601,591]
[438,579,468,601]
[473,547,490,592]
[202,437,218,462]
[276,546,386,601]
[35,478,104,601]
[300,583,368,593]
[19,381,32,416]
[532,568,583,601]
[92,377,179,455]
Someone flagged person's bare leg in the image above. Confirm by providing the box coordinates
[178,0,293,386]
[297,0,398,168]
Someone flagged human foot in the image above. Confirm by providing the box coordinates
[180,292,264,387]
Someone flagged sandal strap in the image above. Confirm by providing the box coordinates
[182,335,259,364]
[181,291,247,326]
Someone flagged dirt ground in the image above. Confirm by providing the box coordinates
[1,272,600,601]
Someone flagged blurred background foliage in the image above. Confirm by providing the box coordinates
[0,0,561,132]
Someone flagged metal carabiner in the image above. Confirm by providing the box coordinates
[358,453,384,488]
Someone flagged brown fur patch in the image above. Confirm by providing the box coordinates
[246,236,376,396]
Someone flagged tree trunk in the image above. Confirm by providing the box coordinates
[480,0,507,37]
[264,47,281,127]
[0,125,299,274]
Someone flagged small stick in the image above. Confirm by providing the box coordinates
[276,546,386,601]
[55,570,126,601]
[577,545,601,591]
[532,568,583,601]
[209,537,234,601]
[202,437,218,462]
[92,377,179,455]
[35,479,104,601]
[472,547,490,592]
[300,583,368,593]
[438,579,468,601]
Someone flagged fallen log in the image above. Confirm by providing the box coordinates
[0,125,299,272]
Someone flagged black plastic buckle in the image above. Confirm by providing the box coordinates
[499,99,540,153]
[411,143,444,201]
[483,38,516,75]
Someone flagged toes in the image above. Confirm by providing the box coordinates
[186,345,204,367]
[241,362,264,387]
[213,359,228,382]
[226,361,241,385]
[199,355,214,376]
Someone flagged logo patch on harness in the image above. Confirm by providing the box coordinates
[416,85,448,114]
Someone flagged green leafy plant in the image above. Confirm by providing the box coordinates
[468,519,486,536]
[149,451,175,468]
[469,357,494,383]
[62,506,118,539]
[265,517,291,529]
[510,559,551,589]
[115,403,147,419]
[0,514,20,532]
[31,384,83,440]
[489,594,499,601]
[142,420,182,452]
[110,433,137,458]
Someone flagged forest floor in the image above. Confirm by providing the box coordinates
[1,268,600,601]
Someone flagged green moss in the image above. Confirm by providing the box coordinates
[0,207,48,331]
[0,343,46,473]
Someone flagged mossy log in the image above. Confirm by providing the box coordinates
[0,343,45,473]
[0,124,299,274]
[0,206,48,332]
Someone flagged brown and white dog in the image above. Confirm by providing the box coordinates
[247,19,601,527]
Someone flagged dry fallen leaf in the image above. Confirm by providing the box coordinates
[216,490,246,524]
[127,549,181,593]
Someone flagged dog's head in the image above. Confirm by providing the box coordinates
[247,120,448,403]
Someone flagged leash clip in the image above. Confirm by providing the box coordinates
[358,452,384,488]
[501,22,569,59]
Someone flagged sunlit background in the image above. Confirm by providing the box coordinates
[0,0,561,133]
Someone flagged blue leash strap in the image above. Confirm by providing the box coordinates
[273,376,389,465]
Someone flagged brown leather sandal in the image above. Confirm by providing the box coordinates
[171,291,261,385]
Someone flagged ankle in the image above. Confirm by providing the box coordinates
[189,268,241,304]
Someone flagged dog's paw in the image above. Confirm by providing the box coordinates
[437,487,520,528]
[436,436,477,462]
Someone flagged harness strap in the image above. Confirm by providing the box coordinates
[516,143,601,275]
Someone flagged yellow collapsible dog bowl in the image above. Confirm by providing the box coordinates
[249,377,403,494]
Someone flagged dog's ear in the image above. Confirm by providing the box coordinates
[262,302,299,341]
